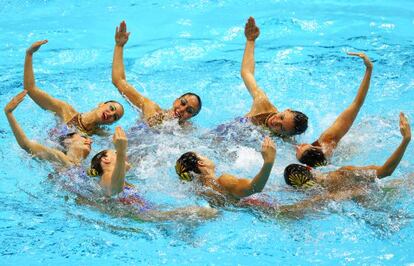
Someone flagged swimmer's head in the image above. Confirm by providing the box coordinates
[175,152,214,181]
[87,149,130,177]
[284,164,316,189]
[59,132,92,158]
[172,93,202,122]
[296,144,327,167]
[266,109,308,136]
[94,100,124,125]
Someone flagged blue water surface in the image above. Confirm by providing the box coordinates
[1,0,414,265]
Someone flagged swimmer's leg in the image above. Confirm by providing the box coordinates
[319,53,373,144]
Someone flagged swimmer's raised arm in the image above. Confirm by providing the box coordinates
[100,127,128,196]
[112,21,161,119]
[319,52,373,146]
[24,40,77,122]
[337,113,411,179]
[241,17,276,114]
[4,91,71,166]
[217,137,276,197]
[375,113,411,178]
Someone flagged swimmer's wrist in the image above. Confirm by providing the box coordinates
[115,43,125,48]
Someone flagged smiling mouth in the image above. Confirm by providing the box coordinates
[102,112,108,121]
[174,110,181,118]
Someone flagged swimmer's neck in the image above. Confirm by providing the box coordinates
[199,168,217,184]
[199,165,216,176]
[80,111,98,129]
[66,148,85,165]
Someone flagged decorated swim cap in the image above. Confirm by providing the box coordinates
[175,162,193,181]
[284,164,316,189]
[175,152,200,182]
[87,168,99,177]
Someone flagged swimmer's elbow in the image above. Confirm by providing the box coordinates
[240,69,251,79]
[112,77,123,87]
[19,140,34,154]
[376,167,392,179]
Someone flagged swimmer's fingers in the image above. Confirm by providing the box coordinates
[399,112,411,141]
[347,52,362,57]
[118,126,127,138]
[115,21,130,46]
[347,52,373,68]
[4,90,27,113]
[121,20,127,33]
[26,40,48,54]
[244,16,260,41]
[261,136,276,162]
[113,126,128,151]
[114,126,127,141]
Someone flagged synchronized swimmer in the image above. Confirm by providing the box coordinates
[5,16,411,221]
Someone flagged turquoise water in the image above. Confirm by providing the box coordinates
[1,0,414,264]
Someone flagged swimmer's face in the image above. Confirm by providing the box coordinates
[172,95,200,122]
[266,109,296,136]
[296,144,318,160]
[96,102,124,125]
[66,133,92,158]
[101,149,131,171]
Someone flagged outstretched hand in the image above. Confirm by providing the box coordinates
[115,20,130,47]
[261,136,276,163]
[244,16,260,41]
[399,112,411,141]
[113,126,128,152]
[347,52,373,69]
[26,40,48,55]
[4,90,27,113]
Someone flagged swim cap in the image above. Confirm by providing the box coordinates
[175,152,200,182]
[87,168,99,177]
[284,164,316,188]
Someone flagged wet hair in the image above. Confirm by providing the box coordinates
[87,150,108,177]
[175,152,200,181]
[104,100,124,121]
[284,164,316,189]
[180,92,202,117]
[291,110,308,135]
[298,147,327,167]
[58,132,77,154]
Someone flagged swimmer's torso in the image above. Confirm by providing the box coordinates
[315,168,376,192]
[199,177,241,207]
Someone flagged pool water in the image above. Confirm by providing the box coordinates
[1,0,413,264]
